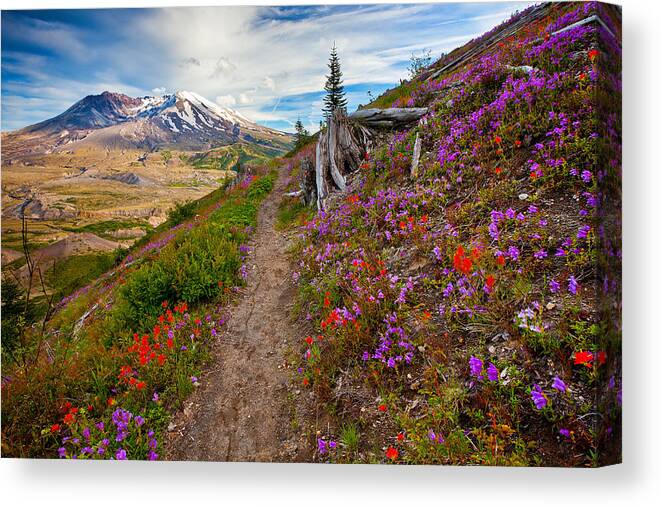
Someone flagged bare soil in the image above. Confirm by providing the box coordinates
[165,175,310,462]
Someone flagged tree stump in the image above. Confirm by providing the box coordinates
[299,157,317,207]
[314,110,372,210]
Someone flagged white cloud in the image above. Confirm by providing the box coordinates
[2,3,533,130]
[261,76,276,91]
[215,94,236,107]
[238,93,252,105]
[152,86,166,95]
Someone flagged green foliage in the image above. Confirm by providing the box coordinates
[1,277,32,363]
[45,253,116,298]
[161,149,172,163]
[167,200,197,227]
[109,174,275,336]
[323,44,348,118]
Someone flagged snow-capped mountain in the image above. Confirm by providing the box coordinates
[2,90,291,158]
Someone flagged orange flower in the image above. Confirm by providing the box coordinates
[574,351,594,368]
[385,446,399,460]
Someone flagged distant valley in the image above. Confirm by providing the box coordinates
[0,90,292,291]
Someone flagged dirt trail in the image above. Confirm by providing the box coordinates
[166,175,307,462]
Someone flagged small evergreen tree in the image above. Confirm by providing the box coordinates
[323,44,348,119]
[294,118,310,149]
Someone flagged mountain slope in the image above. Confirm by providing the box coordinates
[2,90,291,159]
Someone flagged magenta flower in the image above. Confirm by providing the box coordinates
[115,448,127,460]
[469,356,483,379]
[487,363,499,382]
[559,428,571,438]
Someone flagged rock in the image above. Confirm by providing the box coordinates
[518,193,529,200]
[546,302,556,310]
[167,422,177,431]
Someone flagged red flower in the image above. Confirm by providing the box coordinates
[63,413,75,425]
[485,275,496,291]
[574,351,594,368]
[167,337,174,349]
[51,424,61,433]
[323,292,331,308]
[420,214,428,224]
[378,404,387,412]
[302,378,309,386]
[397,432,405,442]
[514,140,522,148]
[107,397,115,406]
[597,351,607,366]
[136,381,146,390]
[385,446,399,460]
[494,135,502,144]
[305,336,314,345]
[87,405,94,412]
[157,354,166,366]
[588,48,599,61]
[162,300,169,308]
[453,246,473,274]
[495,167,502,175]
[496,255,505,266]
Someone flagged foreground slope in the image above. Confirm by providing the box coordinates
[287,1,621,466]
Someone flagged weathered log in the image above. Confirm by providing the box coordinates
[410,132,421,178]
[349,108,428,128]
[315,110,372,210]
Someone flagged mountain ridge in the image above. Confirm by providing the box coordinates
[2,90,291,159]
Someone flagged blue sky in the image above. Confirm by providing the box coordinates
[1,2,531,132]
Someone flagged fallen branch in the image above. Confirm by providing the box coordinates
[349,107,428,128]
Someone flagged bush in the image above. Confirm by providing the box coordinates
[167,200,197,227]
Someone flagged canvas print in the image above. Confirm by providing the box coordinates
[0,1,621,466]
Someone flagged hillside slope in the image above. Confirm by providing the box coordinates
[286,1,621,466]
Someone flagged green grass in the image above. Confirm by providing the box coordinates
[45,252,117,297]
[63,220,151,239]
[276,197,311,230]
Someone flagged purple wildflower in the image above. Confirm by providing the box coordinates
[552,376,566,393]
[469,356,483,379]
[115,448,127,460]
[487,363,499,382]
[568,275,579,295]
[531,384,547,410]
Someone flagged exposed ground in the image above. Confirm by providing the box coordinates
[166,175,309,462]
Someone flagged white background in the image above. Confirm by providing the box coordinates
[1,0,659,505]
